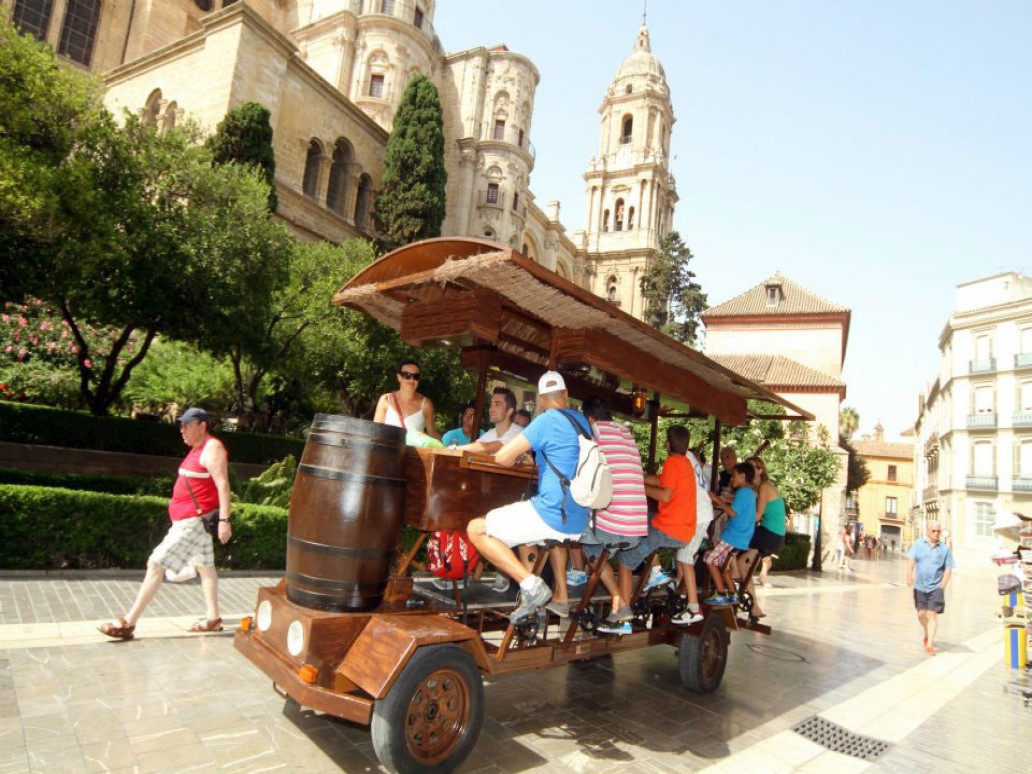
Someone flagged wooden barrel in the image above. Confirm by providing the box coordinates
[285,414,407,612]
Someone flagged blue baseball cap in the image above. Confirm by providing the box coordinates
[175,407,213,424]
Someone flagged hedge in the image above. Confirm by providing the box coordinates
[0,400,305,464]
[0,467,173,497]
[0,484,288,570]
[771,531,812,572]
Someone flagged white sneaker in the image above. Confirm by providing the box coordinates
[672,608,704,626]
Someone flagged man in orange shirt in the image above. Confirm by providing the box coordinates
[611,425,702,625]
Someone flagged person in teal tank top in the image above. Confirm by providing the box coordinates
[738,457,788,619]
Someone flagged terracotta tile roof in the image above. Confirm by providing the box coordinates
[703,272,849,318]
[852,438,913,459]
[710,354,845,390]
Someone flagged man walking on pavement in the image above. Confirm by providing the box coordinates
[99,408,232,640]
[906,520,955,655]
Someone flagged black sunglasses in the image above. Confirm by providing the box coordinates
[399,370,421,380]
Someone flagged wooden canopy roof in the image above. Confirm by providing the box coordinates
[333,238,813,426]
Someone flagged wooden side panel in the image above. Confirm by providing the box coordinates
[336,614,484,698]
[400,288,503,347]
[403,448,534,532]
[556,328,747,425]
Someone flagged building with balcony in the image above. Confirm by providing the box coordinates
[913,272,1032,564]
[4,0,678,299]
[852,423,914,549]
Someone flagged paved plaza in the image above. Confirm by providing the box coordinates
[0,555,1027,773]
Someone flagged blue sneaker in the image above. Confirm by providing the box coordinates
[727,593,740,606]
[704,593,730,607]
[566,569,588,586]
[643,569,673,592]
[597,617,632,636]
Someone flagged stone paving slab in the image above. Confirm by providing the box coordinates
[0,558,1027,772]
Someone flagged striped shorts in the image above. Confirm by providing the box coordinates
[150,517,214,573]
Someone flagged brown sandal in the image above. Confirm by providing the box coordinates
[98,618,135,640]
[189,617,223,632]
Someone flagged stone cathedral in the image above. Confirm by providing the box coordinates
[4,0,677,319]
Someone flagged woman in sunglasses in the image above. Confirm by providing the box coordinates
[373,359,440,439]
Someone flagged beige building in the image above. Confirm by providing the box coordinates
[5,0,678,302]
[852,424,914,548]
[702,274,852,545]
[914,272,1032,564]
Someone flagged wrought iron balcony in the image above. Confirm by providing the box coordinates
[1016,353,1032,368]
[966,413,996,429]
[968,358,996,374]
[1014,477,1032,492]
[1014,412,1032,428]
[965,475,997,490]
[881,511,902,521]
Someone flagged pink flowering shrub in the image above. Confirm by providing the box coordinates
[0,298,137,408]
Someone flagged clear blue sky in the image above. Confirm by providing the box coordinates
[433,1,1032,441]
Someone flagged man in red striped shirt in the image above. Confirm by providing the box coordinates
[577,396,649,635]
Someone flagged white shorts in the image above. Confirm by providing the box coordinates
[150,518,214,573]
[676,525,708,565]
[485,500,580,548]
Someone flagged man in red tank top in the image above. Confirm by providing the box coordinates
[99,408,232,640]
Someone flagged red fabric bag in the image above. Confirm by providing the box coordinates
[427,531,480,580]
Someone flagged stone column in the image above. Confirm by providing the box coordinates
[315,156,333,206]
[47,0,68,51]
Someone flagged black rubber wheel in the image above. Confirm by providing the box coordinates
[678,615,728,693]
[370,644,484,774]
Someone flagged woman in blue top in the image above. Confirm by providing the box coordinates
[739,456,787,617]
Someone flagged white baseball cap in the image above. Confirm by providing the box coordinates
[537,371,566,394]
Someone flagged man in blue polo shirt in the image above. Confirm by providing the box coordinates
[906,520,956,655]
[467,371,590,622]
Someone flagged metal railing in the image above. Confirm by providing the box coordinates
[966,413,996,429]
[965,475,997,490]
[1013,477,1032,492]
[358,0,443,54]
[1016,353,1032,368]
[968,357,996,374]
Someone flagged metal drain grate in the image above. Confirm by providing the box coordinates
[792,715,892,761]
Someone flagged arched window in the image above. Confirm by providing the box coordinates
[627,206,635,230]
[162,100,178,131]
[302,139,323,199]
[354,174,372,230]
[326,139,352,215]
[143,90,162,127]
[614,198,625,232]
[620,115,633,144]
[607,275,619,304]
[602,209,610,232]
[624,84,633,95]
[58,0,101,66]
[12,0,53,41]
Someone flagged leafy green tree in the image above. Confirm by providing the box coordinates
[639,231,708,345]
[118,338,236,417]
[0,18,103,297]
[372,74,447,254]
[839,405,859,441]
[844,440,871,494]
[206,101,278,213]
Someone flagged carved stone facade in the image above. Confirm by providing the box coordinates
[4,1,671,312]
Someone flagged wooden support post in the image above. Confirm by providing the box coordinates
[472,346,491,435]
[561,546,610,649]
[711,420,722,492]
[646,393,660,474]
[394,532,427,577]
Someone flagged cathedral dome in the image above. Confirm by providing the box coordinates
[611,25,667,91]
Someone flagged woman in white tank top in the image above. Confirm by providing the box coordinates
[373,359,440,439]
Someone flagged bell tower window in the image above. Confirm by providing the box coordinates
[620,115,633,145]
[614,199,625,232]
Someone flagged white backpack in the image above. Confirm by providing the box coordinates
[542,410,613,519]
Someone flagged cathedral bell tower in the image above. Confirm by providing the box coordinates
[579,23,677,320]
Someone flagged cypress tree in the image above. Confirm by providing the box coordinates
[373,74,447,254]
[207,101,278,213]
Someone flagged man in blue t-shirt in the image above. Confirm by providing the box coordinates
[467,371,590,622]
[906,520,956,655]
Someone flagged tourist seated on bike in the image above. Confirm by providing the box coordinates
[703,462,757,606]
[608,426,701,631]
